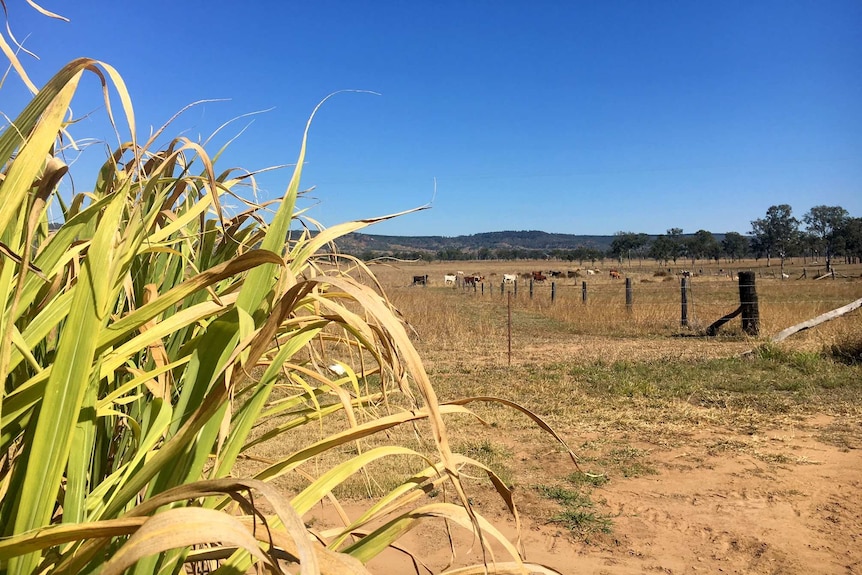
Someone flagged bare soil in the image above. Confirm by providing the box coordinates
[309,413,861,575]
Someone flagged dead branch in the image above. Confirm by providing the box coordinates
[705,306,742,336]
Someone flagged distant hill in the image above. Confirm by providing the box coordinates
[334,230,620,255]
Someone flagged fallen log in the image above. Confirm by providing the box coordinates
[770,297,862,343]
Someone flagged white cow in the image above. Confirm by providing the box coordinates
[586,269,597,275]
[502,273,517,284]
[444,274,457,286]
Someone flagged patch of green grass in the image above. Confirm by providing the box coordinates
[565,353,861,403]
[756,343,824,375]
[536,485,612,536]
[605,446,659,478]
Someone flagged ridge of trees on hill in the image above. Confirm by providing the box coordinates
[331,204,861,265]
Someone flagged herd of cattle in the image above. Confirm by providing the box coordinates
[411,269,626,286]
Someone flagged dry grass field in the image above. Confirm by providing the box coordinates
[250,257,862,574]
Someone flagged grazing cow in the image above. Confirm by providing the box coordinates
[549,270,563,278]
[412,274,428,286]
[531,271,547,282]
[586,269,597,276]
[567,270,580,278]
[444,274,457,286]
[503,273,517,284]
[464,274,484,286]
[609,270,621,279]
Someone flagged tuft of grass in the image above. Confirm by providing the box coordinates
[605,446,659,478]
[536,485,612,536]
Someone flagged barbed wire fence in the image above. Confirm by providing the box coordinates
[437,272,862,337]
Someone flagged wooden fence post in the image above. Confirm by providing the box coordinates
[738,271,760,335]
[507,291,512,366]
[551,281,556,303]
[529,279,533,299]
[680,276,689,327]
[582,281,587,304]
[625,277,633,311]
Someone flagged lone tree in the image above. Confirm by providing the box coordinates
[803,205,849,272]
[667,227,686,263]
[649,234,677,265]
[751,204,799,273]
[685,230,721,265]
[721,231,750,262]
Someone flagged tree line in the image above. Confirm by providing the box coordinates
[353,204,860,266]
[619,204,859,272]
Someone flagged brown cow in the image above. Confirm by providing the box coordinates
[609,270,621,279]
[531,271,547,282]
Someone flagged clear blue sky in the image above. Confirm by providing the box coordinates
[3,1,861,237]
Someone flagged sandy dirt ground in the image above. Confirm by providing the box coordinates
[308,413,861,575]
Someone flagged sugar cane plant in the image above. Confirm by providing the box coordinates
[0,9,573,575]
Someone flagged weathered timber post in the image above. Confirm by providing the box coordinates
[738,271,760,335]
[680,276,689,327]
[500,281,504,296]
[625,277,633,312]
[507,291,512,367]
[514,280,518,297]
[582,281,587,304]
[529,279,534,299]
[551,281,556,303]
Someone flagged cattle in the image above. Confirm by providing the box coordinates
[586,269,597,276]
[567,270,580,278]
[444,274,457,286]
[503,273,517,284]
[549,270,564,278]
[609,270,621,279]
[412,274,428,286]
[531,271,547,282]
[464,274,484,286]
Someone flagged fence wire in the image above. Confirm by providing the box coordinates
[424,276,862,337]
